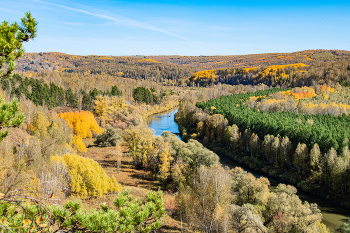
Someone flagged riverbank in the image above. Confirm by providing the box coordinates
[142,100,179,119]
[147,107,349,232]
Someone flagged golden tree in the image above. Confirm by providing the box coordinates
[51,153,121,197]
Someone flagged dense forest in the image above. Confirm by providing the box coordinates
[175,84,350,210]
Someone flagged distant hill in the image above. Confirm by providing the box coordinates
[148,49,350,69]
[15,50,350,87]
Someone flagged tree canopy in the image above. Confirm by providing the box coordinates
[0,12,37,78]
[0,12,37,141]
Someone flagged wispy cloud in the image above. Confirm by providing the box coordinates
[35,0,190,41]
[0,7,23,14]
[59,21,85,26]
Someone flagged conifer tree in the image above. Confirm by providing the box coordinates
[0,12,37,78]
[0,96,24,141]
[65,88,78,108]
[90,88,100,100]
[133,86,153,104]
[111,85,122,96]
[81,90,93,111]
[0,13,36,140]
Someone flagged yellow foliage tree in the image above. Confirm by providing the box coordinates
[94,95,128,125]
[137,58,159,63]
[122,125,154,169]
[110,96,127,110]
[188,70,217,85]
[72,136,87,152]
[123,126,173,185]
[29,111,50,138]
[93,95,111,124]
[261,63,307,78]
[0,139,41,195]
[157,139,173,183]
[50,153,121,197]
[148,137,173,183]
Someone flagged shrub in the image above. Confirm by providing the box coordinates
[51,153,121,197]
[337,219,350,233]
[94,126,120,147]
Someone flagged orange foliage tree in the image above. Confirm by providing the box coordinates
[58,111,103,151]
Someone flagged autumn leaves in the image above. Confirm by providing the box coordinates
[187,63,309,87]
[58,111,103,152]
[122,125,173,186]
[51,153,121,197]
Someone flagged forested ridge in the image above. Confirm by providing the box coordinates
[16,49,350,87]
[188,61,350,87]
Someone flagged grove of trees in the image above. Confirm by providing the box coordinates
[176,87,350,198]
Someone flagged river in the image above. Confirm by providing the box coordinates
[147,108,350,232]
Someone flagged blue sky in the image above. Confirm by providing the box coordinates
[1,0,349,55]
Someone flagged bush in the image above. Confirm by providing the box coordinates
[94,126,120,147]
[50,153,121,197]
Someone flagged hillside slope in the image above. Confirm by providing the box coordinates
[16,50,350,84]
